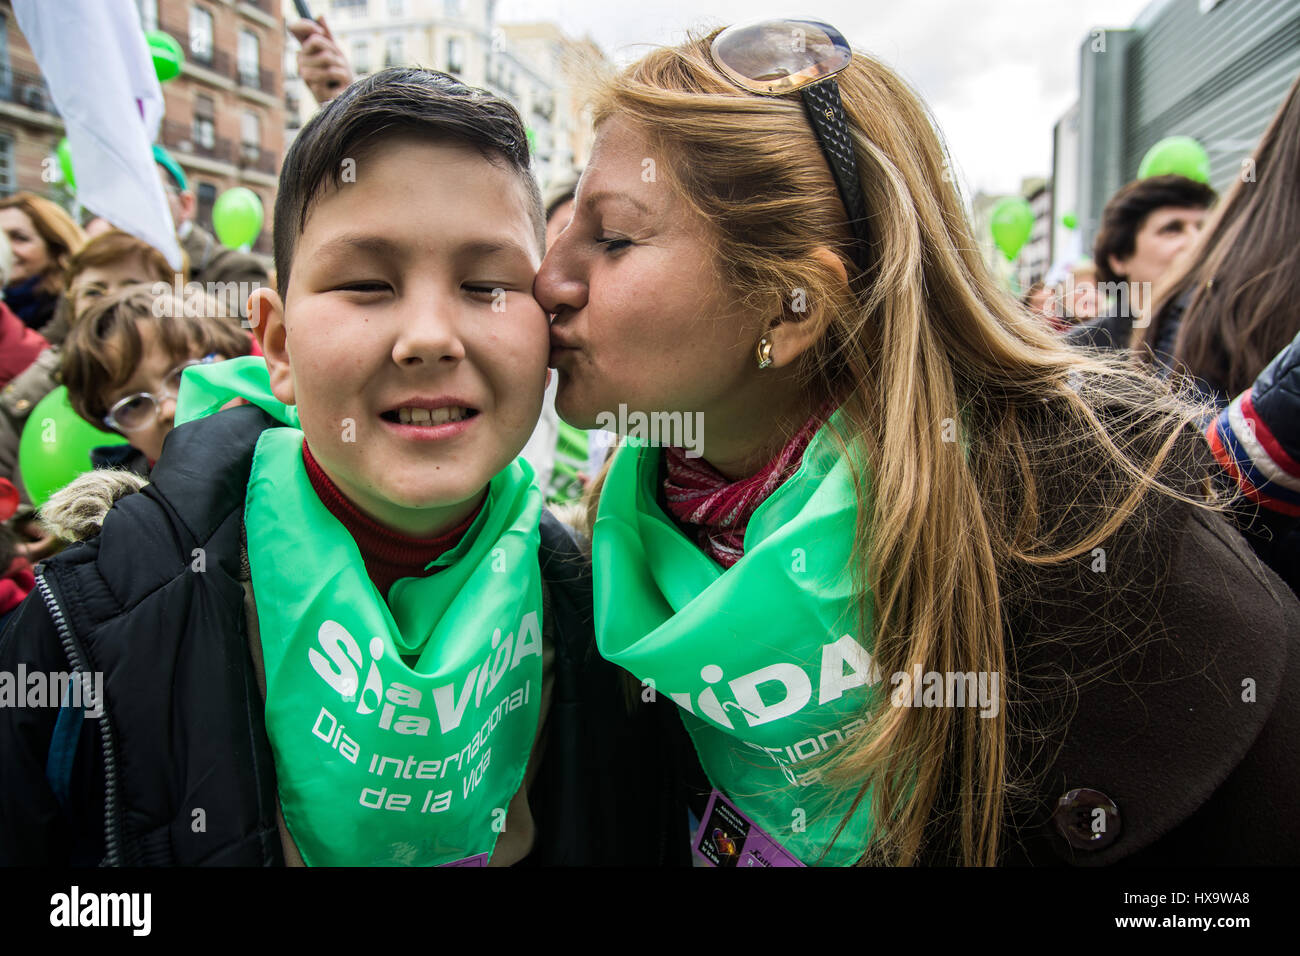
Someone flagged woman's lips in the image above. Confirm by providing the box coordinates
[549,328,581,366]
[548,344,579,368]
[549,325,580,349]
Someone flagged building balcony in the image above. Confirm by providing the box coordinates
[238,143,280,177]
[159,21,233,84]
[163,119,234,166]
[238,66,279,96]
[0,69,57,116]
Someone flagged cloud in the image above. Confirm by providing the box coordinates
[499,0,1150,194]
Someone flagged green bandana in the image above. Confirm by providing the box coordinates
[176,355,299,429]
[177,358,545,866]
[592,412,878,866]
[547,420,589,504]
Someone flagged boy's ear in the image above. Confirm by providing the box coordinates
[765,245,848,370]
[248,287,295,406]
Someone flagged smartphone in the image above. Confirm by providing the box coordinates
[293,0,314,20]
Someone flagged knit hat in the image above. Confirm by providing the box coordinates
[153,143,188,192]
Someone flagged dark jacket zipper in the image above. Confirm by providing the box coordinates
[36,569,125,866]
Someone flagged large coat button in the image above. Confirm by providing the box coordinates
[1053,788,1121,850]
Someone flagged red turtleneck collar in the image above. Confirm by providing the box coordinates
[302,441,481,596]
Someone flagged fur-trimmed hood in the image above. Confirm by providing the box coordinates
[40,468,148,543]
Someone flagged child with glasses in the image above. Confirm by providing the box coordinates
[60,285,251,472]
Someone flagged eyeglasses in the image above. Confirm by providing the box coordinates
[709,18,869,274]
[102,353,219,432]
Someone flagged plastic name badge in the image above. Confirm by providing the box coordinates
[692,790,805,867]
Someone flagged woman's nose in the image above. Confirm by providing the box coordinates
[534,235,587,317]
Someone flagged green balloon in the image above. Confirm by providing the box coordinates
[146,30,185,83]
[991,196,1034,261]
[18,387,129,509]
[212,187,264,249]
[56,137,75,191]
[1138,136,1210,183]
[1062,212,1078,230]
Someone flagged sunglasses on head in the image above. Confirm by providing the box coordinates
[709,18,869,274]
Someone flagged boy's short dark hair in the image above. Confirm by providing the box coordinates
[273,68,545,300]
[1092,174,1217,284]
[62,285,252,427]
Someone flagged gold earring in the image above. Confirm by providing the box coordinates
[755,335,774,369]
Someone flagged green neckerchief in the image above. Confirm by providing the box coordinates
[592,411,878,866]
[547,420,589,504]
[175,354,298,428]
[178,358,545,865]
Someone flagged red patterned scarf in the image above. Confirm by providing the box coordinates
[662,406,832,568]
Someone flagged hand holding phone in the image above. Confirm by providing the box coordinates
[288,8,352,103]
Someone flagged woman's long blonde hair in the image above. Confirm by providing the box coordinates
[586,31,1215,865]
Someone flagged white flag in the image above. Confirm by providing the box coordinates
[13,0,183,271]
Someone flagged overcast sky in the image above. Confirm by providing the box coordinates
[497,0,1153,198]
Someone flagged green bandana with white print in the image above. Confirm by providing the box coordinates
[177,357,545,866]
[591,410,878,866]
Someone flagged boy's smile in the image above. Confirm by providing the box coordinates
[250,136,549,536]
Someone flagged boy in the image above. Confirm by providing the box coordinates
[0,69,683,866]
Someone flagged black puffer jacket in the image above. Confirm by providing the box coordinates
[0,405,689,866]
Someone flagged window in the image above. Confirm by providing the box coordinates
[193,94,215,150]
[189,6,213,64]
[134,0,158,31]
[0,133,14,197]
[446,37,463,75]
[332,0,368,11]
[0,14,10,102]
[196,182,217,231]
[241,111,261,161]
[388,0,405,14]
[353,40,370,74]
[444,0,461,16]
[384,35,403,68]
[238,30,260,88]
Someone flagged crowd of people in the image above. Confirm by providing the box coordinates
[0,15,1297,868]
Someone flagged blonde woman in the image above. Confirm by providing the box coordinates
[535,20,1300,865]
